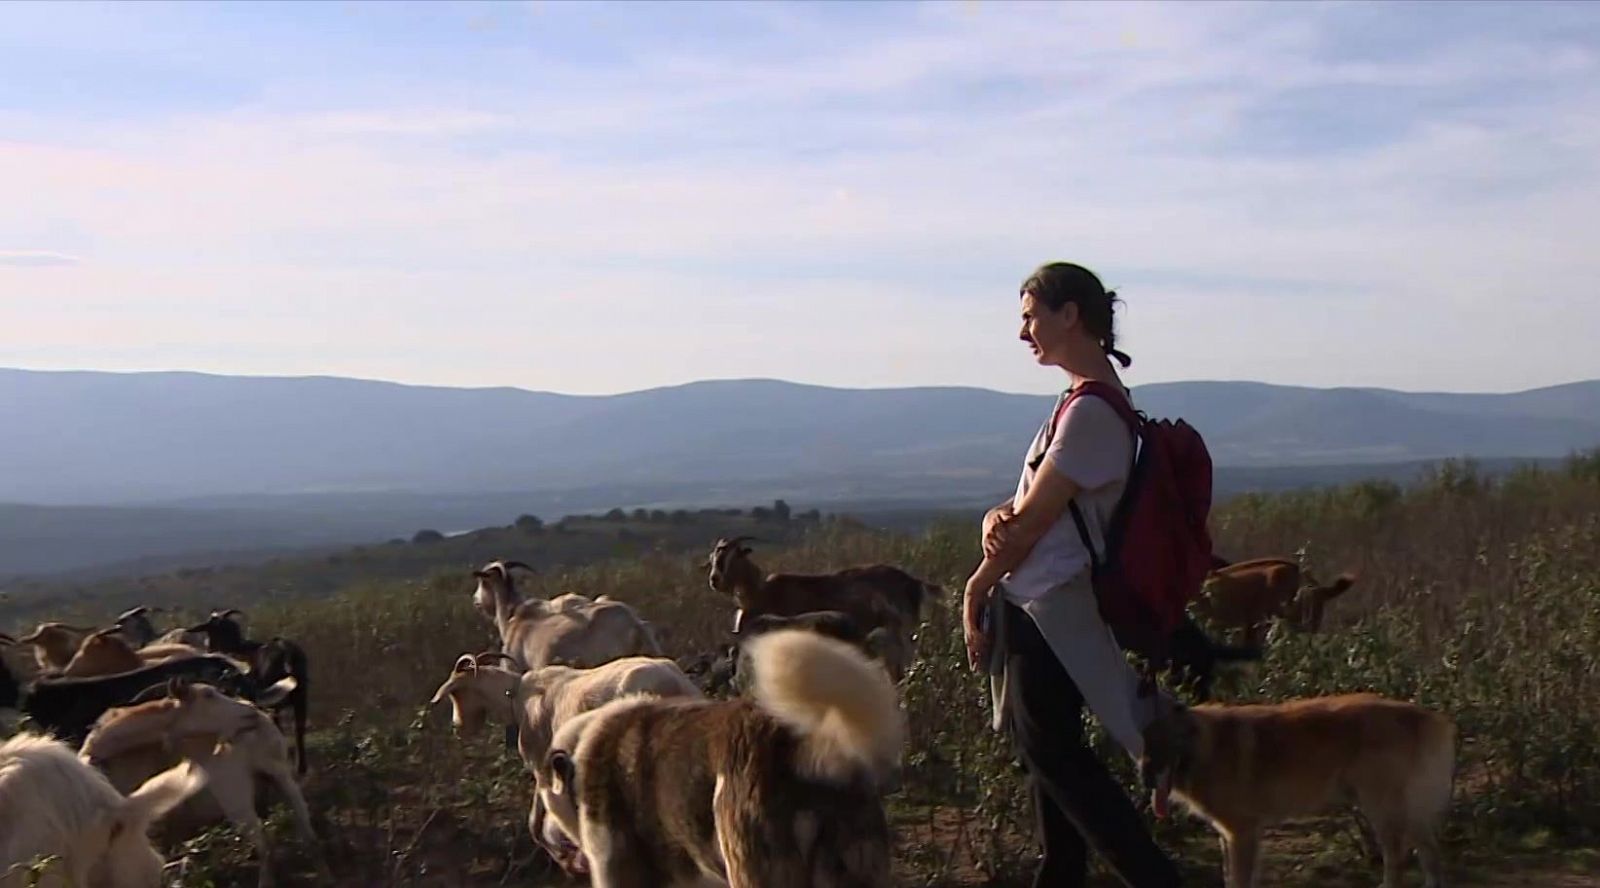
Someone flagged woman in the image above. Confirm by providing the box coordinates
[963,262,1182,888]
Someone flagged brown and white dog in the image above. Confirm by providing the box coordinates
[536,628,904,888]
[1138,692,1455,888]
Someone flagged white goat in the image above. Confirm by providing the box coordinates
[78,679,327,888]
[1,732,207,888]
[470,561,663,671]
[429,652,702,874]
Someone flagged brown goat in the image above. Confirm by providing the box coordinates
[706,536,940,657]
[16,621,100,671]
[62,627,205,678]
[62,627,145,677]
[1192,557,1357,647]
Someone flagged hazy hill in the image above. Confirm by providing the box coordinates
[6,369,1598,506]
[3,368,1597,577]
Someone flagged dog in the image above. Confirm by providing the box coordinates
[536,628,903,887]
[1138,692,1455,888]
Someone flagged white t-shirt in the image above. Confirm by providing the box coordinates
[1000,384,1135,603]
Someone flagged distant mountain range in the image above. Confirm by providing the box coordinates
[2,368,1596,577]
[5,368,1598,504]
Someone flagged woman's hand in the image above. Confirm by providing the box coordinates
[982,511,1013,559]
[962,578,993,672]
[982,502,1013,536]
[981,502,1014,559]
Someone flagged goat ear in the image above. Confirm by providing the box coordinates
[472,570,491,580]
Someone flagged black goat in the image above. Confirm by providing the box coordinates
[0,632,20,709]
[1162,614,1262,702]
[112,606,160,648]
[19,653,257,745]
[187,609,311,775]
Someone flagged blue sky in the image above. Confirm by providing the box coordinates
[2,0,1597,395]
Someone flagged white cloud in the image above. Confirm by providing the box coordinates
[0,250,81,267]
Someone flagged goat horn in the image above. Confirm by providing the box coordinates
[724,535,758,548]
[128,683,170,706]
[473,652,518,667]
[0,632,13,645]
[452,654,477,674]
[216,608,245,620]
[116,607,150,621]
[88,626,121,639]
[502,561,536,573]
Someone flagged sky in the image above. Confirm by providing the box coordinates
[1,0,1597,397]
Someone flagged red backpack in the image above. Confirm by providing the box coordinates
[1046,380,1215,676]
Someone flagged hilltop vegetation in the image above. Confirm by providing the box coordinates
[0,502,821,625]
[4,457,1600,885]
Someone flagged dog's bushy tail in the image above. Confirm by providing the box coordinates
[744,628,904,785]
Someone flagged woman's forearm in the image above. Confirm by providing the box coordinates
[966,530,1036,594]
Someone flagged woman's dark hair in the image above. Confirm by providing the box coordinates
[1020,262,1131,368]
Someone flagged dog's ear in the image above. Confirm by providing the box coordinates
[547,749,576,795]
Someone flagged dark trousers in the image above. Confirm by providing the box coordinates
[1000,599,1183,888]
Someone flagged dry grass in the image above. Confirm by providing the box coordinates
[7,457,1600,886]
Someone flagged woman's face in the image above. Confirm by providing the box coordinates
[1019,291,1078,366]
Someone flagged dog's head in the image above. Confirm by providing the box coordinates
[1137,704,1198,820]
[528,778,588,876]
[537,747,584,862]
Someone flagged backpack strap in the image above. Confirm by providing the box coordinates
[1058,382,1165,687]
[1056,381,1142,571]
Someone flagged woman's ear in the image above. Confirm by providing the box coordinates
[1056,299,1081,329]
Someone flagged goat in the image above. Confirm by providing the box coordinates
[731,609,912,683]
[429,651,702,876]
[20,653,258,747]
[111,607,159,650]
[707,536,939,667]
[1161,616,1263,703]
[1192,557,1358,647]
[109,607,208,651]
[677,646,740,698]
[14,623,99,672]
[59,627,204,679]
[186,610,310,776]
[0,731,208,888]
[0,635,18,713]
[79,678,326,888]
[470,561,663,672]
